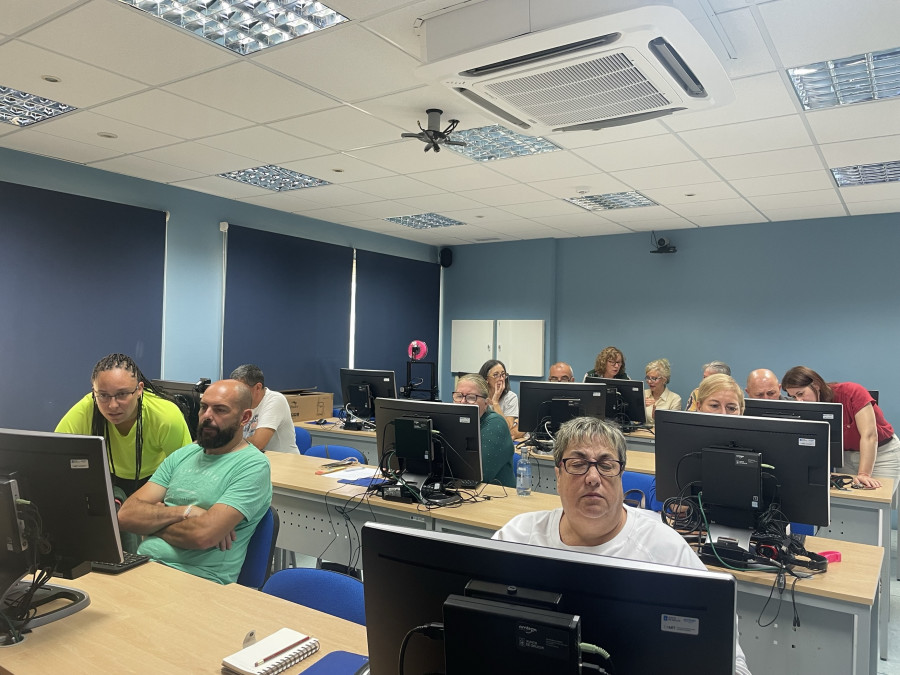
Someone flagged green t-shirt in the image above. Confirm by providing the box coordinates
[55,391,192,480]
[480,409,515,488]
[138,443,272,584]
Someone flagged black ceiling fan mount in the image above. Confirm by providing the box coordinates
[400,108,467,153]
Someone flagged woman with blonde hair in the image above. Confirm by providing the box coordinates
[643,358,682,424]
[694,373,744,416]
[584,346,628,381]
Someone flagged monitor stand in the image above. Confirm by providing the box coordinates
[1,577,90,645]
[400,473,462,506]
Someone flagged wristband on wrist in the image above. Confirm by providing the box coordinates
[182,504,194,520]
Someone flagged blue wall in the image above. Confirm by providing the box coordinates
[0,147,436,382]
[441,214,900,426]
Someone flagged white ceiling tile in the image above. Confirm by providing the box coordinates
[253,25,418,102]
[820,135,900,168]
[281,153,395,184]
[573,134,698,172]
[500,200,584,218]
[169,176,272,199]
[439,206,531,224]
[612,161,721,189]
[806,99,900,145]
[597,205,679,223]
[530,173,630,198]
[529,210,617,228]
[329,0,418,21]
[0,125,18,138]
[839,183,900,203]
[642,181,740,204]
[759,0,900,67]
[197,127,330,165]
[92,90,249,139]
[668,198,758,218]
[846,199,900,216]
[715,7,777,78]
[21,0,236,85]
[759,204,848,221]
[341,200,416,219]
[0,40,146,108]
[164,62,339,124]
[748,189,842,211]
[355,84,498,131]
[616,216,695,233]
[549,121,668,149]
[238,190,324,211]
[296,207,373,223]
[414,164,516,191]
[296,184,380,207]
[731,170,834,197]
[395,193,483,214]
[543,219,632,236]
[664,72,798,132]
[708,146,826,180]
[680,115,812,158]
[486,151,598,182]
[0,128,121,163]
[361,0,456,57]
[35,110,181,154]
[458,183,555,207]
[137,142,258,174]
[346,175,441,200]
[3,0,81,34]
[271,106,403,152]
[690,213,768,228]
[88,154,205,183]
[347,141,471,173]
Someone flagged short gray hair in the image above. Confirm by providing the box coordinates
[645,358,671,382]
[553,417,627,465]
[230,364,264,387]
[457,373,489,398]
[703,361,731,376]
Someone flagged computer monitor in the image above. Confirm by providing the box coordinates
[339,368,397,426]
[0,429,123,641]
[362,523,737,675]
[743,399,843,469]
[655,409,830,550]
[375,398,482,499]
[585,377,647,428]
[518,381,607,439]
[150,378,211,437]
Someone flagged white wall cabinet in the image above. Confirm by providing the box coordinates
[451,319,544,377]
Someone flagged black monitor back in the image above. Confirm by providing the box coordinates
[744,399,843,468]
[518,381,607,437]
[585,377,647,426]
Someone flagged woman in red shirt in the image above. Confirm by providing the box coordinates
[782,366,900,490]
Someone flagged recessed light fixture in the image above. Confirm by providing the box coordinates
[97,131,119,139]
[332,168,344,173]
[831,160,900,187]
[0,85,77,127]
[788,46,900,111]
[566,191,656,210]
[219,165,331,191]
[385,213,465,230]
[41,75,62,83]
[445,124,561,161]
[117,0,348,55]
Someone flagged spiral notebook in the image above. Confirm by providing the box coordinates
[222,628,320,675]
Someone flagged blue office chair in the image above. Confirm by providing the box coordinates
[294,426,312,453]
[261,568,366,626]
[237,506,279,589]
[621,471,662,512]
[304,444,366,464]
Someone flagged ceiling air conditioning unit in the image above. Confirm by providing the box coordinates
[417,0,734,136]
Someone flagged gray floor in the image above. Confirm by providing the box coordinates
[879,527,900,675]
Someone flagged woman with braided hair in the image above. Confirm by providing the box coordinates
[56,353,192,496]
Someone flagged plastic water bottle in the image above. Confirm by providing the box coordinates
[516,449,532,496]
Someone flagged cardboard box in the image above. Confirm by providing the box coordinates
[282,389,334,423]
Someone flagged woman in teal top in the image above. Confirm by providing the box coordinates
[56,353,192,496]
[453,374,515,488]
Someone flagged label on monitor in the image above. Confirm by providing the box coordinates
[798,437,817,446]
[592,392,602,397]
[660,614,699,636]
[70,458,90,469]
[459,416,471,423]
[823,413,834,419]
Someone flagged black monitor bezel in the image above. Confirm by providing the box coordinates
[585,376,647,426]
[518,381,607,437]
[743,399,843,469]
[340,368,398,419]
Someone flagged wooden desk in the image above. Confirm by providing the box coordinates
[0,560,367,675]
[295,418,377,463]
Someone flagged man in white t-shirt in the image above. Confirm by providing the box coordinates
[230,364,299,454]
[493,416,751,675]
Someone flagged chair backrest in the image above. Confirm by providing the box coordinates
[294,426,312,453]
[261,568,366,626]
[237,506,279,589]
[304,445,366,464]
[621,471,662,512]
